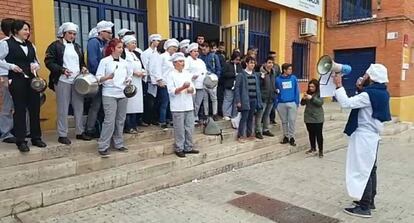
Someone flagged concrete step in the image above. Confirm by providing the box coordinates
[381,121,412,136]
[382,128,414,143]
[14,133,348,223]
[0,123,346,219]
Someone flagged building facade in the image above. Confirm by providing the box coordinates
[0,0,324,129]
[325,0,414,121]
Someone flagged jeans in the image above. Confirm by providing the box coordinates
[305,123,324,152]
[255,102,273,133]
[157,86,169,124]
[222,89,235,118]
[237,99,256,138]
[359,160,377,210]
[125,113,143,130]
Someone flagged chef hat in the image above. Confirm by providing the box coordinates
[57,22,78,37]
[96,20,114,33]
[169,52,186,62]
[122,35,136,45]
[88,28,98,38]
[187,43,199,53]
[117,28,135,38]
[179,39,190,49]
[163,38,179,50]
[366,64,389,84]
[148,34,162,43]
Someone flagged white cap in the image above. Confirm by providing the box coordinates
[164,38,179,50]
[57,22,78,37]
[366,64,389,84]
[169,52,186,62]
[187,43,199,53]
[96,20,114,33]
[149,34,162,43]
[88,28,98,38]
[122,35,136,45]
[179,39,190,49]
[117,28,134,37]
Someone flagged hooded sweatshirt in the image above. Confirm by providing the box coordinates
[275,74,300,105]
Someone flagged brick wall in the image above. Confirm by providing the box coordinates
[325,0,414,97]
[285,10,319,92]
[0,0,33,108]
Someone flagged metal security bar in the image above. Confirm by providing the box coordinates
[341,0,372,22]
[292,40,310,81]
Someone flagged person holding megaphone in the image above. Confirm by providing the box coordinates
[333,64,391,218]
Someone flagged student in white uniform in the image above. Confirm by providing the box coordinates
[184,43,207,124]
[140,34,161,125]
[155,38,179,129]
[44,22,92,145]
[333,64,391,218]
[0,18,16,144]
[179,39,190,55]
[166,52,199,158]
[122,35,145,134]
[95,38,132,157]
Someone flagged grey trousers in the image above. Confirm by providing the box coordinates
[86,91,102,132]
[0,80,14,140]
[55,81,85,137]
[222,89,235,118]
[98,96,127,151]
[172,110,194,152]
[193,89,205,121]
[277,102,297,138]
[255,101,273,133]
[203,87,217,115]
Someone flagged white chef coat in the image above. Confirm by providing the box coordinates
[334,87,383,200]
[96,55,132,98]
[185,56,207,89]
[124,50,144,114]
[166,68,195,112]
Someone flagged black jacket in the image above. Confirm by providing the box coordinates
[259,65,277,103]
[44,39,86,91]
[221,62,243,90]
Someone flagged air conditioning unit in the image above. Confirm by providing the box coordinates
[300,18,317,37]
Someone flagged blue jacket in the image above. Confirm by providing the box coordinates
[234,70,263,111]
[200,52,222,77]
[87,37,107,75]
[275,74,300,106]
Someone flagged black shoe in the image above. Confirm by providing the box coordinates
[270,120,277,125]
[76,133,92,141]
[184,149,199,154]
[175,151,186,158]
[99,149,110,158]
[138,122,149,127]
[353,201,376,210]
[116,147,128,152]
[319,151,324,158]
[31,139,47,148]
[343,206,371,218]
[262,131,274,137]
[17,143,30,152]
[305,149,315,154]
[212,114,220,121]
[280,136,289,144]
[3,137,16,144]
[255,132,263,139]
[151,121,160,126]
[160,124,168,130]
[58,137,71,145]
[86,131,100,139]
[289,138,296,146]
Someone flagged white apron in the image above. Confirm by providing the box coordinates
[346,129,379,199]
[125,50,144,114]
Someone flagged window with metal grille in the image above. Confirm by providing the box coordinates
[238,4,271,64]
[341,0,372,21]
[292,41,310,80]
[169,0,221,25]
[54,0,147,50]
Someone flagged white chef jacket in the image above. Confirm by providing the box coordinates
[166,68,195,112]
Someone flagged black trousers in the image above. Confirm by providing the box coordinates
[305,123,323,151]
[360,160,378,210]
[9,77,41,145]
[143,93,157,124]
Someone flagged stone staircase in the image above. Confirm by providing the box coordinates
[0,103,407,223]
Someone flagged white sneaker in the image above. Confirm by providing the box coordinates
[223,116,231,121]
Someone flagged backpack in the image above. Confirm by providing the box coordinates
[203,117,223,143]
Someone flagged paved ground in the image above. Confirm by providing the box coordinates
[41,141,414,223]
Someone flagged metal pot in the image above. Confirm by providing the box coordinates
[73,73,99,97]
[31,75,47,93]
[124,84,137,98]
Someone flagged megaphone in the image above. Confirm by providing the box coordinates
[317,55,352,75]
